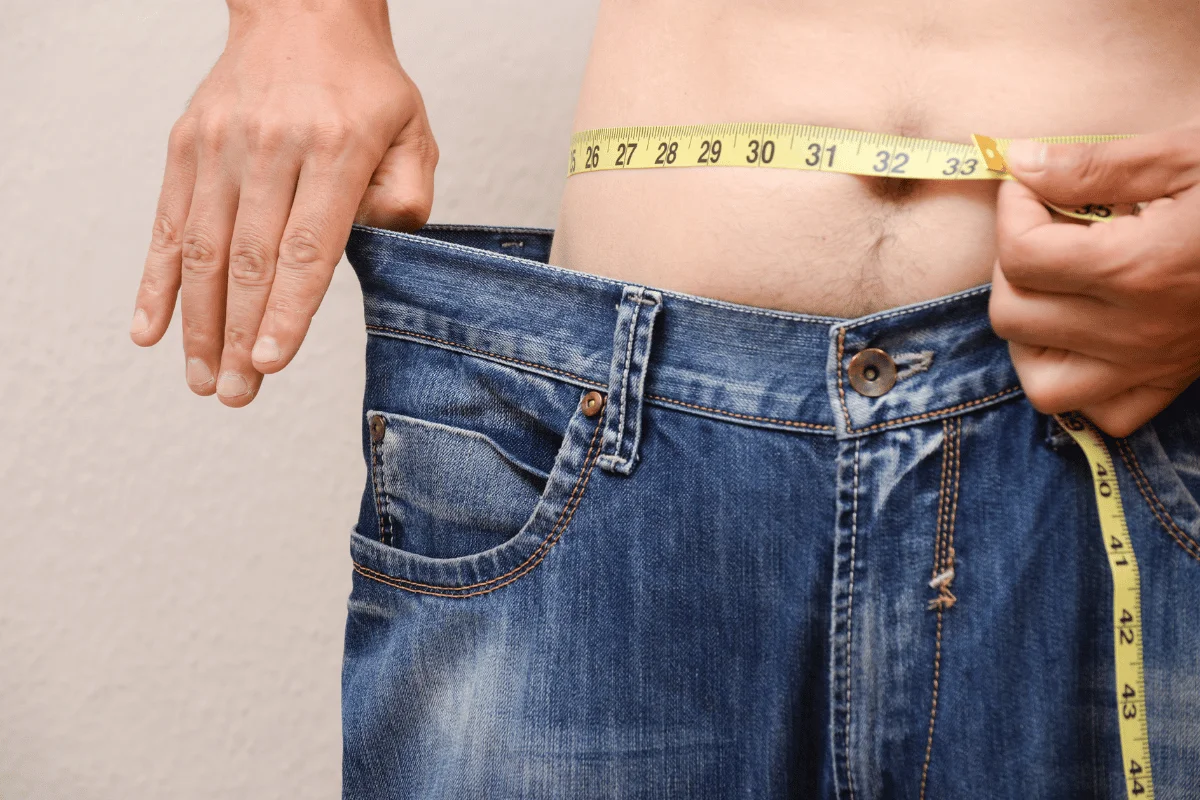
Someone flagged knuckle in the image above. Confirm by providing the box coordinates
[228,236,275,285]
[1022,380,1066,413]
[168,116,198,155]
[308,119,356,153]
[149,213,182,254]
[197,110,233,152]
[180,230,223,277]
[223,323,256,351]
[278,225,326,269]
[387,193,433,229]
[244,115,290,153]
[989,304,1020,341]
[414,131,440,166]
[1070,148,1110,187]
[996,234,1033,276]
[182,321,218,352]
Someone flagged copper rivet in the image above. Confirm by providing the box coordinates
[848,348,898,397]
[581,390,604,417]
[370,415,387,443]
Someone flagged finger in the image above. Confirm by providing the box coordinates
[1005,127,1200,205]
[215,148,302,406]
[132,118,197,346]
[252,145,377,374]
[180,134,240,396]
[1082,385,1181,438]
[1009,341,1147,414]
[355,114,438,230]
[989,262,1149,361]
[995,178,1134,295]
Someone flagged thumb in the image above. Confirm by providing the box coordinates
[1004,127,1200,205]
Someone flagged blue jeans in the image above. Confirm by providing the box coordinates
[341,224,1200,799]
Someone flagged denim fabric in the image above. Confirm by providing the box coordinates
[341,223,1200,800]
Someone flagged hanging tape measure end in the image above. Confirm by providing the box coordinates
[972,134,1009,175]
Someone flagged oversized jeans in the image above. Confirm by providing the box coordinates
[341,224,1200,799]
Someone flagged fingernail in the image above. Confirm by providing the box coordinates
[186,358,214,388]
[252,336,280,364]
[1006,139,1047,173]
[129,308,150,336]
[216,372,249,398]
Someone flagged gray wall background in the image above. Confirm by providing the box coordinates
[0,2,598,797]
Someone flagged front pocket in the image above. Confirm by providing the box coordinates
[351,387,607,598]
[368,412,550,558]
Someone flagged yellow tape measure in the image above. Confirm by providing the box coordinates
[567,124,1135,222]
[1057,413,1155,799]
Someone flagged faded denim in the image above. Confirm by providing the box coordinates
[341,223,1200,799]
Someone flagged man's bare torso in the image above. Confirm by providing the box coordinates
[549,0,1200,317]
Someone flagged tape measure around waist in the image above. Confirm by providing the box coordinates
[567,124,1136,222]
[1056,413,1155,800]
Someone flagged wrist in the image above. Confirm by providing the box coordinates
[226,0,390,29]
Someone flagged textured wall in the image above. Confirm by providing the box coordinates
[0,2,597,797]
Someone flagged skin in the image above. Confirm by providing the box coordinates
[132,0,1200,437]
[130,0,437,406]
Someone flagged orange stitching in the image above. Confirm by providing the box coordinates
[836,328,853,431]
[932,419,951,577]
[368,431,391,545]
[844,439,861,800]
[368,324,841,431]
[837,326,1020,435]
[850,387,1022,435]
[351,400,605,594]
[947,419,962,573]
[921,419,960,799]
[919,608,945,800]
[643,394,835,431]
[353,424,603,599]
[1115,439,1200,564]
[366,324,595,385]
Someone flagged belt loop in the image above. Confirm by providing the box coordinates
[597,285,662,476]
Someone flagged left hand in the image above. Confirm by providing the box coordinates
[990,126,1200,437]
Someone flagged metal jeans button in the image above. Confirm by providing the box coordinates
[848,348,898,397]
[580,390,605,417]
[369,415,387,443]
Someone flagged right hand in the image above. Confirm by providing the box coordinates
[130,0,438,407]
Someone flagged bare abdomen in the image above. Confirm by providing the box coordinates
[548,0,1200,316]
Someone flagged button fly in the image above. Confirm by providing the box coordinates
[848,348,897,397]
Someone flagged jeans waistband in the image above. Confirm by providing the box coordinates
[345,223,1023,439]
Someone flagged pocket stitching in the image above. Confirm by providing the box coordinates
[352,397,606,597]
[1115,438,1200,565]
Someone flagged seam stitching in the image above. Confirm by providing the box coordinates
[848,387,1023,434]
[367,325,839,431]
[644,394,835,430]
[1115,439,1200,564]
[920,418,959,799]
[836,329,854,431]
[609,291,642,461]
[366,325,593,383]
[841,285,991,330]
[352,400,606,595]
[844,439,860,800]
